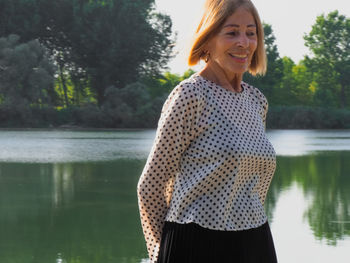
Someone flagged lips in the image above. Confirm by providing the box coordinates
[230,53,248,58]
[229,53,248,63]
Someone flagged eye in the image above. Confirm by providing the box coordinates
[247,31,256,37]
[227,31,238,36]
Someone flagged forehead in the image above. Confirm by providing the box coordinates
[223,7,256,28]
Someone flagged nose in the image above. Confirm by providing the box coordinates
[237,34,249,48]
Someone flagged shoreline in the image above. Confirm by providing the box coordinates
[0,127,349,131]
[0,127,154,132]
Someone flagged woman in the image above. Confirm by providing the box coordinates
[137,0,277,262]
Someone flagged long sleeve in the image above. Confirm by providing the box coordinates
[255,90,275,206]
[262,97,268,131]
[137,82,201,263]
[252,86,269,131]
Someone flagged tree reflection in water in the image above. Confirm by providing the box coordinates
[265,151,350,245]
[0,151,349,262]
[0,160,146,263]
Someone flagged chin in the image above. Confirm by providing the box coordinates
[229,67,248,75]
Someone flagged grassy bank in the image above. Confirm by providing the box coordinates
[268,105,350,129]
[0,105,349,129]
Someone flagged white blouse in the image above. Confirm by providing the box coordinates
[137,73,277,263]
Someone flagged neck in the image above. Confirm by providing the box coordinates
[199,62,243,92]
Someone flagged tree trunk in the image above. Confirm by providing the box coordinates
[71,75,80,106]
[340,84,346,108]
[96,87,104,108]
[91,75,105,107]
[58,62,69,107]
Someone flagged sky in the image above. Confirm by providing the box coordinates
[155,0,350,74]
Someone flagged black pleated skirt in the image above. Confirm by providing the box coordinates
[157,221,278,263]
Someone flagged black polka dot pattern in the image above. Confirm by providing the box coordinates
[137,73,277,263]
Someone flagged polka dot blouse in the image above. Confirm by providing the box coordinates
[137,72,277,263]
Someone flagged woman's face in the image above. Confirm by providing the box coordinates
[206,7,258,76]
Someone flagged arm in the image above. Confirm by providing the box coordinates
[252,86,269,132]
[262,97,268,132]
[137,82,200,262]
[255,89,273,205]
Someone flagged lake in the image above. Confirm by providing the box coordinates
[0,129,349,263]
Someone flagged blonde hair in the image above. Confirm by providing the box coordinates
[188,0,266,76]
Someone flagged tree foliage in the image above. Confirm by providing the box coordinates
[244,23,283,100]
[0,34,56,107]
[244,13,350,112]
[304,10,350,108]
[0,5,349,128]
[0,0,175,106]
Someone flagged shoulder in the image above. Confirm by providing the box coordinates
[161,75,201,114]
[166,74,203,104]
[242,81,268,108]
[176,74,202,97]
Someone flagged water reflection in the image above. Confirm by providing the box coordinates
[268,129,350,156]
[266,151,350,245]
[0,130,155,162]
[0,129,349,262]
[52,164,75,208]
[0,161,147,263]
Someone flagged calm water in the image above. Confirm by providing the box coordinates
[0,129,349,263]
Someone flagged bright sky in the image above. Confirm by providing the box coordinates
[155,0,350,74]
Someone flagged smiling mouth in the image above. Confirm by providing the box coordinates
[229,53,248,63]
[229,53,248,59]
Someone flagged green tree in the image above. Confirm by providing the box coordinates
[291,60,316,106]
[244,23,283,102]
[0,34,56,110]
[304,10,350,108]
[140,69,196,101]
[275,57,314,106]
[66,0,175,106]
[0,0,175,107]
[102,82,159,128]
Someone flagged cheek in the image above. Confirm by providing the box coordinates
[248,41,258,59]
[220,37,234,47]
[250,40,258,53]
[211,38,232,56]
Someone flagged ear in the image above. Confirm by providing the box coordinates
[204,34,217,54]
[203,40,212,54]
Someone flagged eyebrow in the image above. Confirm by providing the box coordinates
[223,24,256,28]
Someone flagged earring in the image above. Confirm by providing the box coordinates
[205,51,210,63]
